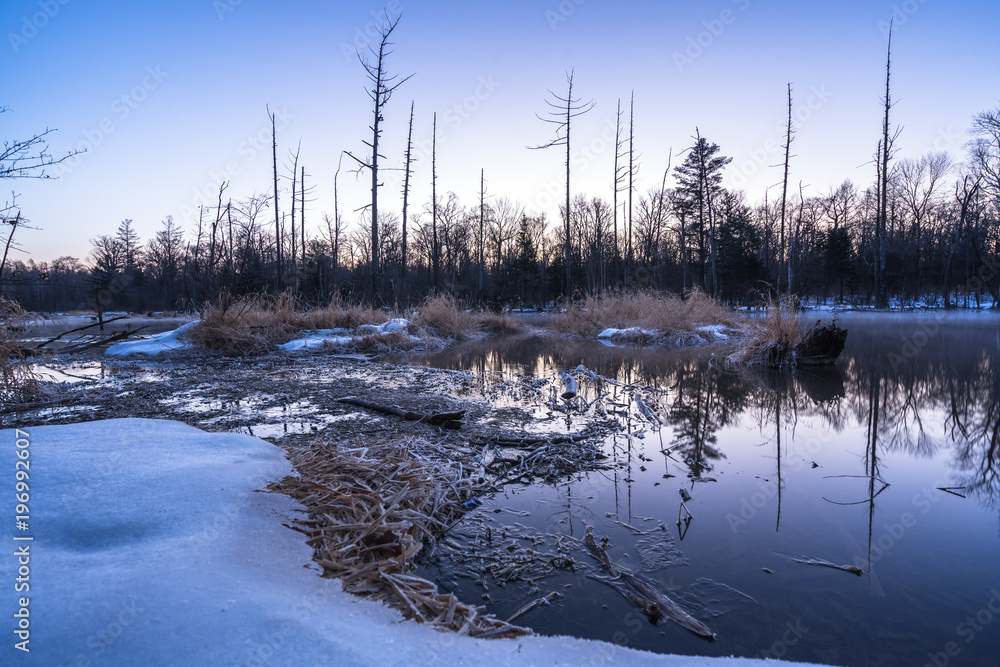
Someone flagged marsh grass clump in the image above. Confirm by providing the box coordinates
[729,297,804,365]
[473,310,527,335]
[187,291,391,353]
[411,293,477,340]
[552,289,742,339]
[0,295,40,405]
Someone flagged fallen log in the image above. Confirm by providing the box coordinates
[336,397,465,429]
[26,316,129,353]
[470,427,598,448]
[58,326,148,354]
[584,527,714,640]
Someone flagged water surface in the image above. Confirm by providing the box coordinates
[410,313,1000,666]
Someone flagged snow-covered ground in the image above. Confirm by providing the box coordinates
[106,321,198,355]
[278,318,411,352]
[0,419,825,666]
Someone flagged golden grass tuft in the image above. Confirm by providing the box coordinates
[473,310,527,335]
[0,296,40,405]
[551,289,743,339]
[411,294,478,340]
[728,297,804,365]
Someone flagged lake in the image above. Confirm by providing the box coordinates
[407,312,1000,666]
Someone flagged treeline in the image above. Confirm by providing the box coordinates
[3,109,999,314]
[1,141,998,312]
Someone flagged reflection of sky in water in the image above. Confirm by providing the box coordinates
[413,313,1000,666]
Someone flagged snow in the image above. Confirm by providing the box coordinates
[280,318,411,352]
[105,321,198,356]
[0,418,825,666]
[695,324,731,341]
[597,327,657,339]
[277,330,352,351]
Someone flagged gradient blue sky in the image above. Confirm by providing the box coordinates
[3,0,998,263]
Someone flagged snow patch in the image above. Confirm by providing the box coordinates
[106,320,198,355]
[281,319,411,351]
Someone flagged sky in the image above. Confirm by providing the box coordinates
[2,0,999,264]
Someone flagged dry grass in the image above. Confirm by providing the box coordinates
[728,297,804,365]
[271,435,529,638]
[186,292,390,354]
[551,289,744,339]
[0,296,40,405]
[411,294,477,340]
[473,310,527,335]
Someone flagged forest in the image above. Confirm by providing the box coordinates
[2,18,999,314]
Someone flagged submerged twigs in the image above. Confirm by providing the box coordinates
[336,396,466,429]
[774,552,863,576]
[506,591,563,624]
[584,527,715,640]
[272,435,528,638]
[478,429,605,488]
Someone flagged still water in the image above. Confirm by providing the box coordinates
[410,313,1000,666]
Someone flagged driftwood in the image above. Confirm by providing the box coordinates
[57,326,148,354]
[336,397,466,429]
[471,427,598,448]
[559,371,577,400]
[27,316,129,353]
[584,527,714,640]
[794,321,848,365]
[775,552,863,576]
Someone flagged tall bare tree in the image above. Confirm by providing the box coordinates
[529,69,595,296]
[431,112,439,291]
[779,83,794,294]
[400,101,415,300]
[344,13,413,299]
[875,19,902,308]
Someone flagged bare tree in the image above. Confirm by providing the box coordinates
[1,106,81,290]
[431,112,439,291]
[875,19,902,308]
[400,101,415,299]
[529,69,595,296]
[267,105,282,288]
[344,13,413,300]
[778,83,794,294]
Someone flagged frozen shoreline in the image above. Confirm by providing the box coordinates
[0,419,826,666]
